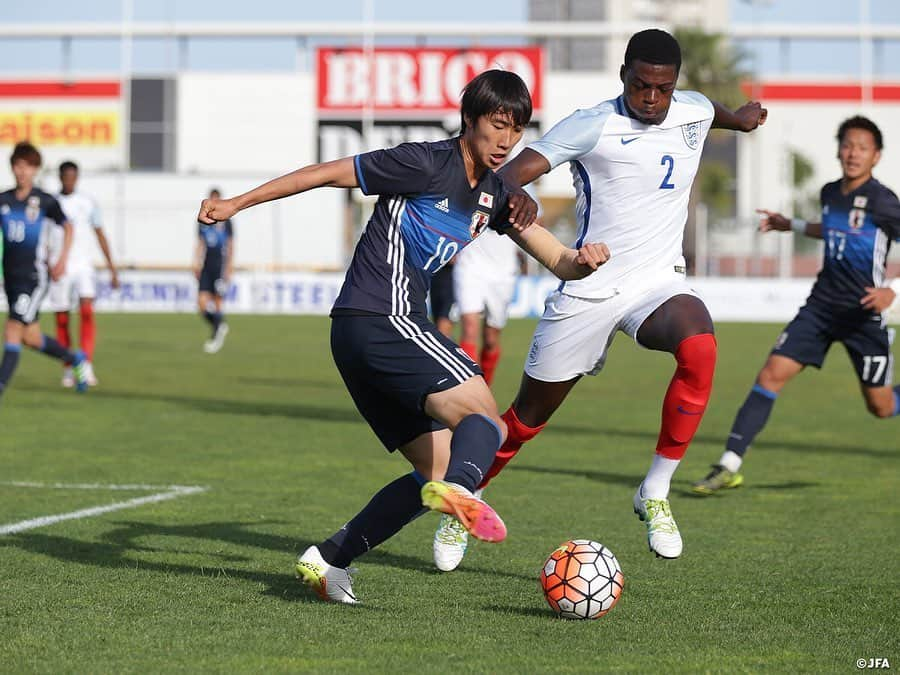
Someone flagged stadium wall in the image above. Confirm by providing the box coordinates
[8,271,897,324]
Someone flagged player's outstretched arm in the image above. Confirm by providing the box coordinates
[198,157,358,223]
[499,149,552,232]
[712,100,767,132]
[757,209,823,239]
[509,225,610,280]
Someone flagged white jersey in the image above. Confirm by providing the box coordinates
[454,227,519,280]
[56,190,101,266]
[528,90,714,299]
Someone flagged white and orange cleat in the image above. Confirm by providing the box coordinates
[421,481,506,543]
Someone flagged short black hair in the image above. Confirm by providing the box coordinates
[59,160,78,174]
[209,187,221,197]
[459,69,532,133]
[837,115,883,150]
[10,141,41,167]
[624,29,682,72]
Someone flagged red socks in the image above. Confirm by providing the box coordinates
[656,333,717,460]
[55,312,71,350]
[79,300,96,361]
[460,341,478,362]
[479,406,545,488]
[480,346,501,386]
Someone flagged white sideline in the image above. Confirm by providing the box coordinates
[0,482,208,536]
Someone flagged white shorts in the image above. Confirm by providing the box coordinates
[454,272,516,330]
[525,272,701,382]
[46,264,97,312]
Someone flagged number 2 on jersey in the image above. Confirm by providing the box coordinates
[659,155,675,190]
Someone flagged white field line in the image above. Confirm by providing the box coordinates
[0,482,208,536]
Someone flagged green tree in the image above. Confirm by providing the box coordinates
[673,28,748,271]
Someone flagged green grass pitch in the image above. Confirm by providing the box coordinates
[1,314,897,673]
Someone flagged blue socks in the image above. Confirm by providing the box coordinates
[37,335,75,363]
[203,311,223,333]
[726,384,778,456]
[319,472,426,568]
[444,414,503,492]
[0,343,22,393]
[893,385,900,417]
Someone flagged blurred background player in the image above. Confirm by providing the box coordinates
[454,222,527,386]
[693,115,900,495]
[434,29,767,570]
[0,142,88,401]
[48,160,120,387]
[197,70,611,604]
[194,188,233,354]
[428,260,456,337]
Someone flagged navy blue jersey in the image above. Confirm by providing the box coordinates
[198,219,233,271]
[0,188,67,280]
[807,178,900,315]
[332,138,513,316]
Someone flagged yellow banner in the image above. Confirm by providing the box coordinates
[0,111,118,146]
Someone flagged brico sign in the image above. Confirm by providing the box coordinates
[317,47,543,117]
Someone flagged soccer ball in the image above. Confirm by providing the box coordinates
[539,539,624,620]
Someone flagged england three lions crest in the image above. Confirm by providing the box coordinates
[470,210,490,239]
[682,121,701,150]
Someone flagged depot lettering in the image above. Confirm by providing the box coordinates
[317,47,543,115]
[0,111,118,145]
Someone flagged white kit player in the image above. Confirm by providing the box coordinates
[47,161,119,386]
[453,224,524,386]
[433,29,767,571]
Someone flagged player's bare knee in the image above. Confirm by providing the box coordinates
[866,399,894,418]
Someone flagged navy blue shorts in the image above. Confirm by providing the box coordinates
[772,304,895,387]
[428,265,455,322]
[198,265,226,296]
[4,275,46,324]
[330,313,482,451]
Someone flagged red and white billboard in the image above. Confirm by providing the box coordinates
[317,46,543,118]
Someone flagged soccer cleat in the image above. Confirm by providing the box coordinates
[71,351,89,393]
[61,367,75,388]
[433,487,483,571]
[421,481,506,543]
[433,515,469,571]
[83,361,99,387]
[295,545,358,604]
[203,323,229,354]
[691,464,744,496]
[633,486,683,559]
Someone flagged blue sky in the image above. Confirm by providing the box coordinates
[4,1,900,77]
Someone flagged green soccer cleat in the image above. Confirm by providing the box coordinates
[691,464,744,496]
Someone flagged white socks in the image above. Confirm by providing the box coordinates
[641,455,681,499]
[718,450,743,473]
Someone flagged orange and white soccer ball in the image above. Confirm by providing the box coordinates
[539,539,624,620]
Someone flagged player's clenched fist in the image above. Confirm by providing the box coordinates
[575,242,611,271]
[198,197,238,224]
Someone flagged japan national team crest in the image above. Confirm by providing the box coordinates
[470,210,490,239]
[850,195,868,229]
[681,121,701,150]
[25,196,40,222]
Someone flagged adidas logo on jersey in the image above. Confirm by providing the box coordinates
[435,197,450,213]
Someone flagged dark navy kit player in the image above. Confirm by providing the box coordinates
[194,187,234,354]
[0,142,89,401]
[197,70,611,604]
[694,116,900,495]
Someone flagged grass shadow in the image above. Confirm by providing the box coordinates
[545,423,895,459]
